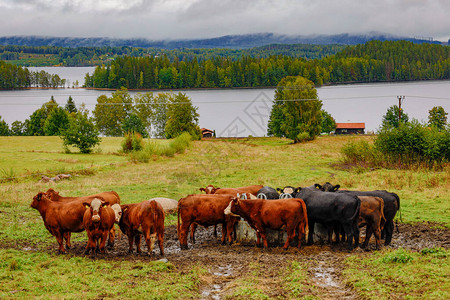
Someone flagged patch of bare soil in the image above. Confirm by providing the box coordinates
[7,222,449,299]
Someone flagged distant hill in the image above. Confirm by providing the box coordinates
[0,32,443,49]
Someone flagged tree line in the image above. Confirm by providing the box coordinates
[0,90,201,153]
[0,60,66,89]
[84,40,450,89]
[0,44,344,67]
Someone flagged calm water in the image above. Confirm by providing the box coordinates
[1,67,449,137]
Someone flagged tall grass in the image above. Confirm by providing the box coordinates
[129,132,192,162]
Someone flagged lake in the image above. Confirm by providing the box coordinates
[1,67,449,137]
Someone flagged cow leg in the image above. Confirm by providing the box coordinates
[353,219,360,248]
[107,226,115,248]
[157,228,165,256]
[213,225,217,237]
[256,232,262,247]
[179,221,191,250]
[284,227,295,250]
[258,230,269,248]
[54,229,66,254]
[384,220,394,245]
[296,220,306,248]
[64,232,71,249]
[307,221,315,245]
[127,233,134,253]
[361,225,372,249]
[221,223,226,245]
[135,234,142,253]
[373,218,382,250]
[190,223,197,243]
[342,224,354,250]
[99,231,109,254]
[226,222,234,245]
[85,233,96,255]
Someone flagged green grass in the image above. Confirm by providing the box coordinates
[343,248,450,300]
[0,249,202,299]
[0,135,448,298]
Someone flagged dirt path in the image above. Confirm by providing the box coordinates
[14,222,448,299]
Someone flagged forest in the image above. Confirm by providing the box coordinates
[0,60,65,89]
[0,44,344,67]
[84,40,450,89]
[1,40,449,90]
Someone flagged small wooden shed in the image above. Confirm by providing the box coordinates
[201,128,215,138]
[335,123,365,134]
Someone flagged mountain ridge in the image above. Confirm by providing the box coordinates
[0,32,443,49]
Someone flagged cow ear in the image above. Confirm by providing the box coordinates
[199,188,205,192]
[295,187,301,193]
[83,202,91,209]
[333,185,340,192]
[314,184,321,189]
[276,188,282,192]
[102,201,110,207]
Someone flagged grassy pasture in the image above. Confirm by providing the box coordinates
[0,135,448,299]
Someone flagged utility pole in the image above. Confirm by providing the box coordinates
[397,95,405,124]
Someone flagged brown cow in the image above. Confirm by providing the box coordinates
[44,188,121,248]
[119,200,165,256]
[199,184,263,196]
[31,192,88,253]
[177,194,240,249]
[190,191,254,241]
[224,197,308,249]
[358,196,386,250]
[330,196,386,250]
[83,198,115,255]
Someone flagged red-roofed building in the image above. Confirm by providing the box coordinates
[335,123,365,134]
[201,128,215,138]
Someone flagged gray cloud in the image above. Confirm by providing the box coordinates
[0,0,449,41]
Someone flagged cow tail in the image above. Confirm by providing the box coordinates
[301,200,309,234]
[378,197,386,230]
[393,192,401,233]
[150,200,158,232]
[349,195,361,222]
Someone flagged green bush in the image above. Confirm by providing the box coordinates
[375,120,450,167]
[341,121,450,169]
[121,132,143,153]
[341,140,382,166]
[170,132,192,154]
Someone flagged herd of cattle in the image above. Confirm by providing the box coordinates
[30,183,400,255]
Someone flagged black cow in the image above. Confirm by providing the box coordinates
[295,187,361,250]
[276,186,300,198]
[314,182,400,246]
[256,186,280,199]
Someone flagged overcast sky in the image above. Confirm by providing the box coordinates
[1,0,449,41]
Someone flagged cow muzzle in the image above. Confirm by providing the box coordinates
[92,214,101,223]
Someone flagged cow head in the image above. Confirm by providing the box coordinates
[111,204,122,224]
[30,192,46,209]
[83,198,109,223]
[45,188,59,200]
[314,182,340,192]
[277,186,300,197]
[224,198,241,217]
[199,185,218,194]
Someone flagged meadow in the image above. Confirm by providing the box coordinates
[0,135,448,299]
